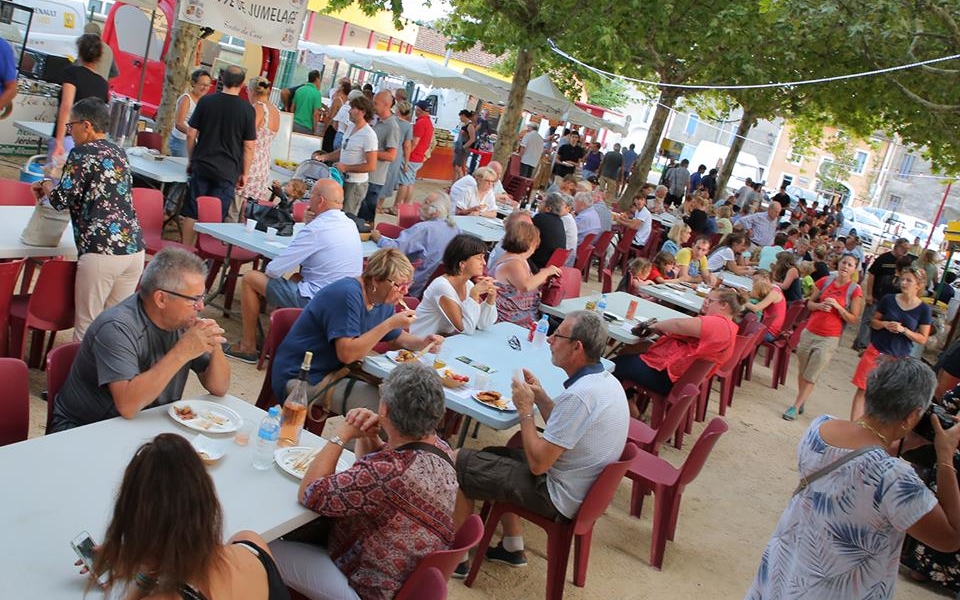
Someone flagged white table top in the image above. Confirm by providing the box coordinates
[452,215,505,243]
[539,291,688,344]
[640,283,706,313]
[362,322,613,431]
[14,119,52,138]
[652,212,679,228]
[718,271,753,291]
[194,222,379,260]
[0,205,77,259]
[127,153,189,183]
[0,394,352,600]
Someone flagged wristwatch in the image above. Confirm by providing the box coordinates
[329,435,345,448]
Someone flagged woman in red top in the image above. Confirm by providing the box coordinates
[740,269,786,343]
[782,254,863,420]
[613,288,741,403]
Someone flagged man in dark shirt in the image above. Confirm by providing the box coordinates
[181,65,256,245]
[690,164,706,193]
[529,192,569,270]
[552,132,585,180]
[853,237,910,352]
[771,184,791,207]
[597,144,623,203]
[700,168,718,199]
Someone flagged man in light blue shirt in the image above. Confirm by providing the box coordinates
[573,192,601,246]
[224,179,362,363]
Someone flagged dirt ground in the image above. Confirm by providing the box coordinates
[5,154,953,600]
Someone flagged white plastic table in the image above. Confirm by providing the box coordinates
[718,271,753,291]
[0,394,352,600]
[539,291,687,345]
[452,215,505,243]
[194,222,379,261]
[640,283,705,313]
[0,206,77,259]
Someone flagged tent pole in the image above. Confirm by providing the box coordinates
[925,181,952,251]
[136,8,157,102]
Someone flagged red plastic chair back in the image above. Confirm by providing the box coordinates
[601,268,613,294]
[612,228,637,254]
[738,311,758,333]
[394,566,446,600]
[0,259,25,353]
[573,443,639,534]
[591,231,614,260]
[786,319,808,350]
[677,417,729,488]
[132,187,163,229]
[27,258,77,328]
[0,358,29,446]
[574,233,596,271]
[256,308,304,410]
[197,195,223,224]
[292,201,308,223]
[45,341,81,433]
[545,248,570,269]
[411,514,483,581]
[559,267,581,299]
[397,204,421,229]
[781,300,806,333]
[653,384,699,452]
[639,227,662,259]
[376,222,403,239]
[0,179,39,206]
[136,131,163,151]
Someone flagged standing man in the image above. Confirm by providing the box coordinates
[358,90,399,222]
[701,168,718,200]
[291,70,323,135]
[735,177,756,210]
[552,131,585,182]
[853,237,911,353]
[597,143,623,203]
[738,201,783,248]
[182,65,255,243]
[0,38,17,119]
[518,123,544,178]
[690,164,706,194]
[394,99,434,206]
[316,95,378,216]
[664,158,690,207]
[581,142,603,180]
[619,143,638,194]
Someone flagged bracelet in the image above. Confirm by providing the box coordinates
[937,462,957,472]
[520,413,535,422]
[135,572,158,589]
[329,435,345,447]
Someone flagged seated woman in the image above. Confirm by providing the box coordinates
[271,363,458,600]
[491,220,561,328]
[617,257,655,295]
[715,205,733,237]
[772,251,803,302]
[271,248,443,419]
[412,233,498,337]
[613,288,741,396]
[706,232,754,275]
[740,269,786,342]
[660,222,691,257]
[87,433,289,599]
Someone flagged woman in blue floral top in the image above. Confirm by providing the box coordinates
[35,97,144,340]
[747,358,960,600]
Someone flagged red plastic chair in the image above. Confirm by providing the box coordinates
[607,227,637,275]
[376,221,403,239]
[621,358,714,449]
[196,195,258,313]
[572,234,596,271]
[292,201,308,223]
[765,319,809,390]
[399,514,482,592]
[0,259,25,357]
[585,230,614,282]
[132,187,193,255]
[8,258,77,368]
[558,267,581,299]
[746,300,806,382]
[545,248,570,269]
[626,418,729,569]
[465,444,639,600]
[632,226,661,261]
[0,357,29,446]
[45,341,81,433]
[601,268,613,294]
[397,203,421,229]
[696,334,754,421]
[255,308,304,410]
[394,567,446,600]
[0,179,39,206]
[135,131,163,151]
[626,383,699,457]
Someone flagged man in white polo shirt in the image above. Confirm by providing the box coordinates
[518,123,544,178]
[224,179,363,363]
[316,95,378,216]
[614,192,652,249]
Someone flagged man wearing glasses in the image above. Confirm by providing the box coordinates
[49,248,231,432]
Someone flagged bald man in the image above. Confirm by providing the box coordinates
[358,89,400,222]
[224,180,364,363]
[488,160,516,206]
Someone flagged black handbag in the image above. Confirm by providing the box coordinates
[244,185,294,236]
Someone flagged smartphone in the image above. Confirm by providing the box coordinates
[71,531,109,587]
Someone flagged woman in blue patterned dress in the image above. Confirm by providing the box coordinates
[747,358,960,600]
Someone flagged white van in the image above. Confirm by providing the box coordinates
[4,0,86,59]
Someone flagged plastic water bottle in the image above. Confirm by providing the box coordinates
[597,294,608,315]
[533,315,550,348]
[252,405,281,470]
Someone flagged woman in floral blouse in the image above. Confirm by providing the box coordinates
[34,97,144,340]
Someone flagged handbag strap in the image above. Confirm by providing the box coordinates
[394,441,455,469]
[793,444,882,496]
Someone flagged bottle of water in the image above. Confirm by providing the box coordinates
[252,405,281,470]
[597,294,608,315]
[533,315,550,348]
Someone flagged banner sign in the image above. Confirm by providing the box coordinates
[178,0,308,50]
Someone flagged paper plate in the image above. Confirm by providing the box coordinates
[274,446,353,480]
[168,400,241,434]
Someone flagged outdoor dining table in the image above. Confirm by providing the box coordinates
[0,393,352,599]
[717,270,753,290]
[0,205,77,259]
[362,321,614,447]
[452,215,505,244]
[640,282,707,314]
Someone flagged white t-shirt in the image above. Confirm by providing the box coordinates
[707,246,736,272]
[520,130,545,166]
[632,207,652,246]
[410,277,497,337]
[339,123,378,184]
[561,213,578,251]
[450,175,496,214]
[334,103,351,133]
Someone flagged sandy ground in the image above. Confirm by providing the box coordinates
[4,154,953,600]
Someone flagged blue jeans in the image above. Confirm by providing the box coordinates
[612,355,673,395]
[167,135,187,157]
[358,183,383,222]
[183,173,236,220]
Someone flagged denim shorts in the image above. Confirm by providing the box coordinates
[399,162,421,185]
[265,277,310,308]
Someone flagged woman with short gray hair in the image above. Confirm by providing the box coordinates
[271,362,458,600]
[529,192,569,269]
[748,358,960,600]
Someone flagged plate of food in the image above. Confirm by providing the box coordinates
[472,390,516,412]
[386,349,420,364]
[168,400,242,434]
[274,446,353,480]
[190,433,228,464]
[440,369,470,389]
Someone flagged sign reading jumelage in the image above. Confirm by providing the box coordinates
[179,0,307,50]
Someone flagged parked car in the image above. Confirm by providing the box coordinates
[839,207,886,252]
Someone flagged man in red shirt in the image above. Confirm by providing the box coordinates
[395,100,435,205]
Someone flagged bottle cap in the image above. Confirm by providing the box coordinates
[302,351,313,368]
[268,405,280,417]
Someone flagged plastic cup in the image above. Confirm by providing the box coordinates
[266,227,278,240]
[475,372,490,390]
[245,218,256,233]
[234,422,252,446]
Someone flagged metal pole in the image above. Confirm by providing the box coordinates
[925,181,952,251]
[136,8,157,102]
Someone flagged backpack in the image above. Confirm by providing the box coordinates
[821,275,860,330]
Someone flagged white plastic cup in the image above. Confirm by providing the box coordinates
[266,226,278,240]
[245,218,256,233]
[475,372,490,390]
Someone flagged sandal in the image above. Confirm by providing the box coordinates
[782,406,798,421]
[222,343,259,364]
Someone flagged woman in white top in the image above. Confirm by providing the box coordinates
[412,234,498,337]
[168,69,212,157]
[706,231,754,274]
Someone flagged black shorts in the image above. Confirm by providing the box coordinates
[456,446,568,522]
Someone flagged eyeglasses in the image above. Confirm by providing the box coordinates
[550,331,577,342]
[160,288,205,308]
[64,120,87,134]
[386,278,411,291]
[508,335,521,351]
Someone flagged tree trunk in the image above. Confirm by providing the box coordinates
[715,109,757,199]
[620,88,679,209]
[493,46,536,165]
[154,5,201,154]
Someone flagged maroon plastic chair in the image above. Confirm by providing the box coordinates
[394,567,446,600]
[734,318,769,388]
[400,514,483,591]
[397,203,421,229]
[621,359,714,449]
[376,221,403,239]
[632,226,661,261]
[626,383,699,457]
[545,247,570,269]
[292,201,308,223]
[585,230,614,282]
[746,300,806,382]
[765,319,809,389]
[8,258,77,368]
[607,227,638,275]
[558,267,581,299]
[601,268,613,294]
[573,234,596,272]
[0,259,25,357]
[696,334,754,422]
[255,308,304,411]
[196,195,258,313]
[136,131,163,151]
[45,341,81,433]
[132,187,193,255]
[626,418,729,569]
[465,443,639,600]
[0,357,29,446]
[0,178,39,206]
